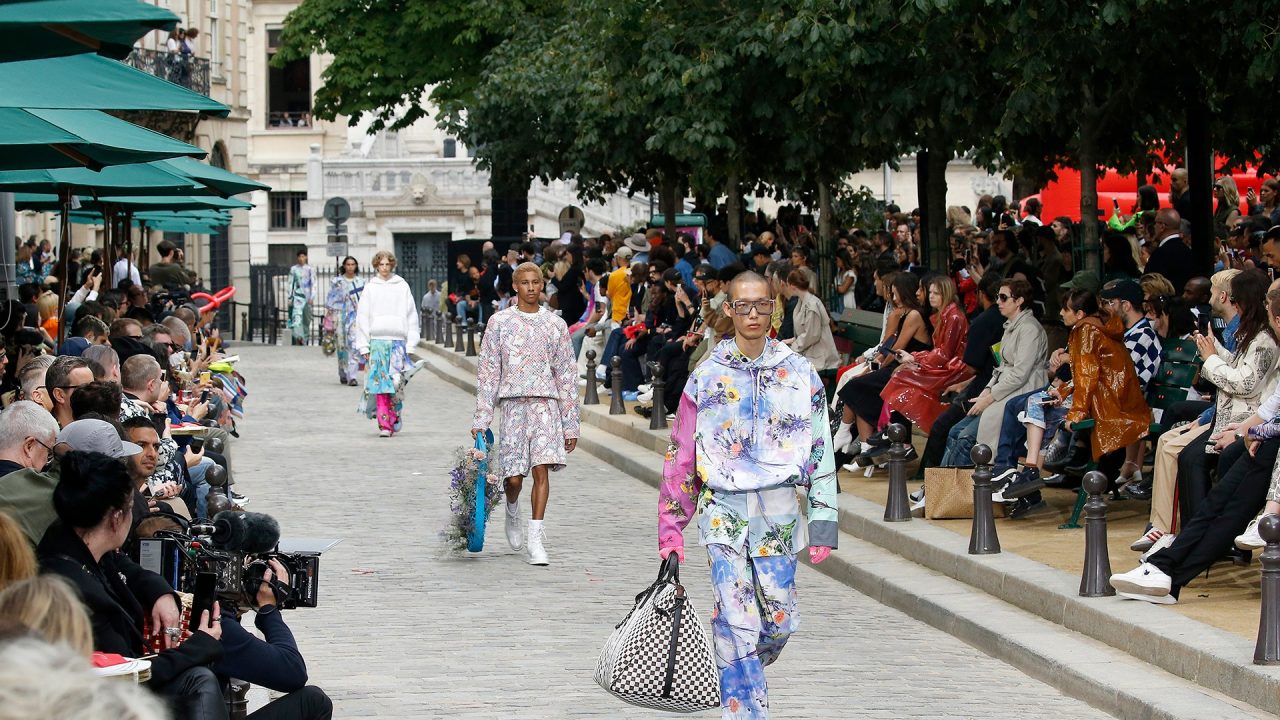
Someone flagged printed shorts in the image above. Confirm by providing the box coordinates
[498,397,567,478]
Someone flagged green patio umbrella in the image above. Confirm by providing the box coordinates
[14,193,253,212]
[153,157,270,198]
[0,0,179,61]
[67,211,224,235]
[0,108,206,171]
[0,53,229,116]
[0,163,201,196]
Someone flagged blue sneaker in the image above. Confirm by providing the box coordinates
[622,391,639,402]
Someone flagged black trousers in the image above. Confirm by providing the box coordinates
[1174,427,1246,528]
[1149,437,1279,593]
[157,666,227,720]
[1163,400,1213,428]
[839,364,896,426]
[656,341,692,415]
[247,686,333,720]
[922,402,966,469]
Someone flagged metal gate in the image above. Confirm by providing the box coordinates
[393,232,449,303]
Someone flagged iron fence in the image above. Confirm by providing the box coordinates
[123,48,211,96]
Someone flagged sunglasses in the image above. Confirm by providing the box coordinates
[996,293,1012,302]
[729,299,776,316]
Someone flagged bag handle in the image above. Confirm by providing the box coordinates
[656,552,681,585]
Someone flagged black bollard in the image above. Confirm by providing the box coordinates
[968,444,1001,555]
[609,356,625,415]
[444,315,454,346]
[205,436,224,455]
[465,322,478,356]
[432,312,442,344]
[583,350,600,406]
[1255,515,1280,664]
[454,319,465,352]
[648,360,667,430]
[1079,471,1115,597]
[226,678,250,720]
[883,423,911,522]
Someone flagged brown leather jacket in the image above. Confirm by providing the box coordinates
[1064,316,1152,458]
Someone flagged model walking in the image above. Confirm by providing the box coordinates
[354,251,420,437]
[658,270,837,720]
[472,262,580,565]
[287,248,315,345]
[326,255,366,386]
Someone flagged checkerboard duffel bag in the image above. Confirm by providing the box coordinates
[594,554,720,713]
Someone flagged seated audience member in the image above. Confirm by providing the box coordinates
[121,416,189,521]
[783,269,840,371]
[160,316,192,354]
[39,451,225,716]
[82,345,121,384]
[834,273,931,458]
[881,275,972,434]
[0,575,92,655]
[119,355,199,510]
[0,635,168,720]
[108,317,144,340]
[941,278,1048,469]
[14,355,54,411]
[56,316,109,358]
[45,356,93,428]
[1144,294,1198,340]
[997,290,1151,502]
[918,274,1005,473]
[0,511,37,590]
[1135,269,1278,552]
[1097,278,1165,487]
[0,402,60,546]
[69,381,124,422]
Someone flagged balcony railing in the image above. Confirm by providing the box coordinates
[268,111,312,128]
[123,48,210,96]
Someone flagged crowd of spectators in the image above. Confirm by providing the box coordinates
[424,174,1280,609]
[0,252,333,718]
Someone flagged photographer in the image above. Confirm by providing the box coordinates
[213,558,332,720]
[38,450,225,718]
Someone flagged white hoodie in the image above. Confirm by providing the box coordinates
[353,274,419,354]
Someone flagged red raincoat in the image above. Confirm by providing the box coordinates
[880,303,973,431]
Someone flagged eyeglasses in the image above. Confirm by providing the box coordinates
[729,299,776,316]
[996,293,1012,302]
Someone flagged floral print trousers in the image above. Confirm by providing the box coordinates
[707,543,799,720]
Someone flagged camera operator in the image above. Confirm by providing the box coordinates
[214,559,332,720]
[38,450,226,719]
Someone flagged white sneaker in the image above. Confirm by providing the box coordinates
[1109,562,1172,596]
[595,365,607,381]
[1236,514,1271,551]
[505,505,524,551]
[378,429,391,438]
[527,524,549,566]
[1130,527,1165,552]
[638,383,652,394]
[989,467,1019,502]
[1117,590,1177,605]
[832,425,854,454]
[1140,533,1176,562]
[637,390,654,404]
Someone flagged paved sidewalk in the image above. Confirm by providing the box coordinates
[232,344,1112,719]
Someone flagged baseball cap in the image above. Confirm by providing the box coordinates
[56,419,142,458]
[614,246,634,260]
[1099,279,1144,307]
[1059,270,1101,294]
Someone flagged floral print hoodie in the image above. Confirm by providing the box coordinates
[658,338,839,558]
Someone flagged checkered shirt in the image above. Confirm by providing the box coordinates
[1124,317,1162,389]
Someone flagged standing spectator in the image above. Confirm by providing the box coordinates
[353,251,420,438]
[287,249,314,346]
[1170,168,1192,220]
[111,249,142,288]
[1213,176,1242,241]
[1102,232,1142,281]
[705,230,737,270]
[1143,209,1193,296]
[783,270,840,371]
[834,248,858,313]
[147,240,187,290]
[605,246,634,328]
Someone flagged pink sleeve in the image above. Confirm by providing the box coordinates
[658,388,700,551]
[472,319,501,430]
[551,319,581,438]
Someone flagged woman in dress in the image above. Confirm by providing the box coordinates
[287,248,314,346]
[354,250,420,437]
[325,256,365,386]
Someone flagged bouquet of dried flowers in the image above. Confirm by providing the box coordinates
[440,441,503,552]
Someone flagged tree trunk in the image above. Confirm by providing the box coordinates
[725,170,742,249]
[817,181,834,300]
[1078,133,1101,274]
[1185,95,1215,277]
[920,145,949,272]
[660,173,679,244]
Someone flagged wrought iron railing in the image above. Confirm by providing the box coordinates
[123,48,211,96]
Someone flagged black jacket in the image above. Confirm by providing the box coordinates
[213,604,308,692]
[1144,235,1194,295]
[37,521,222,685]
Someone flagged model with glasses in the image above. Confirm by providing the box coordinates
[658,271,837,719]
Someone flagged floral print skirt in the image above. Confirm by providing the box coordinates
[364,339,409,395]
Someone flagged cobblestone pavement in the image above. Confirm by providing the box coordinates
[234,344,1113,719]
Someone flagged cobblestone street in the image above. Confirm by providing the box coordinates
[234,343,1113,719]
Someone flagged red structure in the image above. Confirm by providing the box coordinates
[1024,162,1265,221]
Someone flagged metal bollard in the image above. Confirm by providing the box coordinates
[1079,471,1115,597]
[226,678,250,720]
[454,320,465,352]
[583,350,600,405]
[205,436,225,455]
[883,423,911,522]
[648,360,667,430]
[445,315,454,347]
[434,312,444,344]
[1255,515,1280,664]
[465,322,478,356]
[968,444,1001,554]
[609,356,625,415]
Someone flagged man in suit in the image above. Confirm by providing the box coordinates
[1143,208,1194,294]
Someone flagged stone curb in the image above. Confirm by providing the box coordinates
[418,340,1280,718]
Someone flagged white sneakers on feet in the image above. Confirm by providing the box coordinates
[505,504,524,551]
[1109,562,1172,596]
[527,524,549,566]
[1236,514,1272,551]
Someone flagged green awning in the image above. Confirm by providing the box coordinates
[153,157,269,198]
[0,163,200,195]
[67,211,224,235]
[0,108,206,171]
[15,193,253,211]
[0,0,179,61]
[133,210,230,225]
[0,53,229,116]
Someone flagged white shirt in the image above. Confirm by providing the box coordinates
[112,258,141,287]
